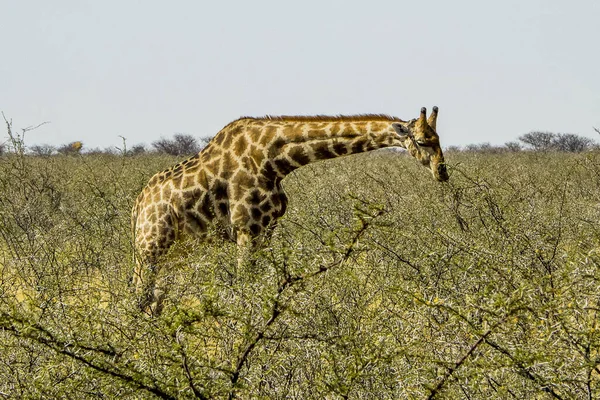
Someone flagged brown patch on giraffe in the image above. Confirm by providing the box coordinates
[288,146,311,165]
[212,180,228,200]
[221,129,238,149]
[259,125,278,146]
[274,193,287,216]
[232,170,256,200]
[229,125,243,137]
[199,194,213,219]
[333,142,348,155]
[196,170,209,190]
[250,207,262,220]
[259,201,272,213]
[272,137,287,149]
[249,127,262,141]
[246,189,265,205]
[220,151,237,180]
[258,178,275,192]
[213,132,226,146]
[258,163,278,191]
[233,135,248,157]
[249,145,265,166]
[351,139,366,154]
[365,141,377,151]
[249,223,261,236]
[262,215,271,227]
[157,226,172,248]
[274,158,295,175]
[283,125,301,140]
[310,142,336,159]
[217,202,228,217]
[271,193,281,207]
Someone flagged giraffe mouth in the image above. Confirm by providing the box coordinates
[435,163,449,182]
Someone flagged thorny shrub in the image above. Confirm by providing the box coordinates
[0,123,599,398]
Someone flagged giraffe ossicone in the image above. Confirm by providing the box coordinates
[132,107,448,315]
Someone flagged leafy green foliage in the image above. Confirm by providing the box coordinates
[0,148,599,398]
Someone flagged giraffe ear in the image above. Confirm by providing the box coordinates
[392,122,411,138]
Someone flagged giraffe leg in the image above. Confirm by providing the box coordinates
[133,213,176,316]
[133,254,168,317]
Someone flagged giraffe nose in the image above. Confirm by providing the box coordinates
[437,163,449,181]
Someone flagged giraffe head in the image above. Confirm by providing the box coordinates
[393,107,449,182]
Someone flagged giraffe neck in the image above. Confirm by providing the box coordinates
[258,115,407,178]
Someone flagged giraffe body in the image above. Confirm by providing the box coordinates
[132,108,448,314]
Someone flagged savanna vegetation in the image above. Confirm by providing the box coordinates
[0,119,599,399]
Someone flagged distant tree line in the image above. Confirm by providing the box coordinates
[1,129,599,157]
[1,133,211,157]
[446,129,600,153]
[151,133,208,156]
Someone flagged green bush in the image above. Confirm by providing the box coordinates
[0,146,599,398]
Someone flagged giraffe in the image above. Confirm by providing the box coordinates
[132,107,448,314]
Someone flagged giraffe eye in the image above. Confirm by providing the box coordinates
[416,140,429,147]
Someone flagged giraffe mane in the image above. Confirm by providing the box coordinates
[236,114,406,123]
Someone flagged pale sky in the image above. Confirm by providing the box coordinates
[2,0,599,149]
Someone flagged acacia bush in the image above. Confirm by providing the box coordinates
[152,133,204,156]
[129,143,148,156]
[519,131,595,152]
[0,138,599,398]
[29,143,56,156]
